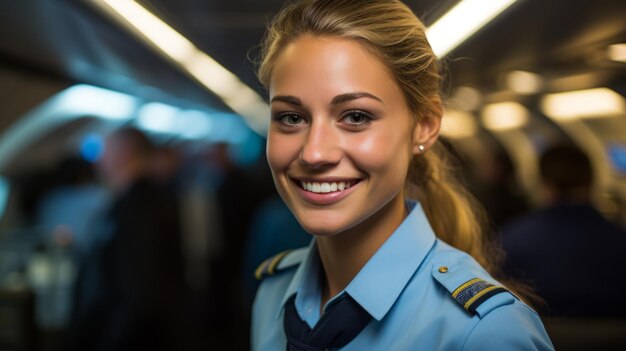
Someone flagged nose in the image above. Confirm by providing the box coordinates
[299,120,342,169]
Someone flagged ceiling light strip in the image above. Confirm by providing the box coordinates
[94,0,269,134]
[541,88,625,120]
[427,0,518,57]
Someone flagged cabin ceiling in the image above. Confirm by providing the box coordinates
[0,0,624,122]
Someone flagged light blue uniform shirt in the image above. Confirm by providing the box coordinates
[252,202,554,350]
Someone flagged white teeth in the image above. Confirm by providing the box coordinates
[300,181,354,193]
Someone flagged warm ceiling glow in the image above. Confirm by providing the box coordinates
[426,0,518,57]
[608,43,626,63]
[548,72,604,92]
[481,102,529,131]
[440,110,478,139]
[449,86,482,111]
[506,70,543,94]
[95,0,269,134]
[541,88,625,120]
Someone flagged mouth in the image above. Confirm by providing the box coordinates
[288,177,362,205]
[291,178,361,194]
[292,178,361,194]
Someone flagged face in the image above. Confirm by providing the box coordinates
[267,35,437,237]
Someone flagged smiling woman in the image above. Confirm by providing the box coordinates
[251,1,554,350]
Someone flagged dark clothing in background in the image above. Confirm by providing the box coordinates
[475,182,530,229]
[501,203,626,317]
[207,166,273,349]
[69,178,184,351]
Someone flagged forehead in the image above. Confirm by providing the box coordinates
[270,35,399,100]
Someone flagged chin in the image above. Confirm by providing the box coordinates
[295,213,362,237]
[298,219,338,237]
[301,225,341,237]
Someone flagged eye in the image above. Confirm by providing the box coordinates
[274,112,305,126]
[340,110,373,127]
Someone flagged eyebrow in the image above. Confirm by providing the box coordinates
[331,92,383,105]
[271,95,303,106]
[270,91,383,106]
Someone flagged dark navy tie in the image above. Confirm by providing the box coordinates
[283,293,372,351]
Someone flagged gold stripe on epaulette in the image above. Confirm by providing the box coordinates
[267,250,291,275]
[254,258,272,280]
[451,278,509,314]
[254,249,293,280]
[452,278,481,298]
[463,285,500,309]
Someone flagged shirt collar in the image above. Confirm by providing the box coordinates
[277,201,437,321]
[345,201,436,320]
[278,239,318,319]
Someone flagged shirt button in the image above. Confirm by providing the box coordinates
[438,266,449,273]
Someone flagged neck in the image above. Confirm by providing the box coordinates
[316,194,407,307]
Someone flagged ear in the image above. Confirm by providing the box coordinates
[411,97,442,155]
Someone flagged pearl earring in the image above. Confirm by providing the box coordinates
[418,145,425,152]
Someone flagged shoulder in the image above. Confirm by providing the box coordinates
[252,248,307,349]
[428,243,553,350]
[253,247,307,309]
[429,244,515,317]
[254,247,307,280]
[461,303,554,350]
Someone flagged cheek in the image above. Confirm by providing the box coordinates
[266,132,300,173]
[349,128,412,174]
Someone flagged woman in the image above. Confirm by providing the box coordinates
[252,0,554,350]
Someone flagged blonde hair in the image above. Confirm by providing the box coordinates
[258,0,498,273]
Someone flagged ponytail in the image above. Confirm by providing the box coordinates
[408,143,543,307]
[407,142,500,273]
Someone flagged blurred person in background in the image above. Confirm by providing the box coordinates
[36,157,109,331]
[38,157,109,262]
[501,144,626,317]
[472,146,530,229]
[206,143,275,349]
[68,127,185,351]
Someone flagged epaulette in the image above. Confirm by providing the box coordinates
[449,277,509,314]
[254,249,303,280]
[432,253,516,317]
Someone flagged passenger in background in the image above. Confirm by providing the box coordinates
[68,127,184,351]
[151,144,183,191]
[501,144,626,317]
[472,146,530,229]
[207,143,275,349]
[38,157,109,263]
[174,146,224,349]
[36,157,109,329]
